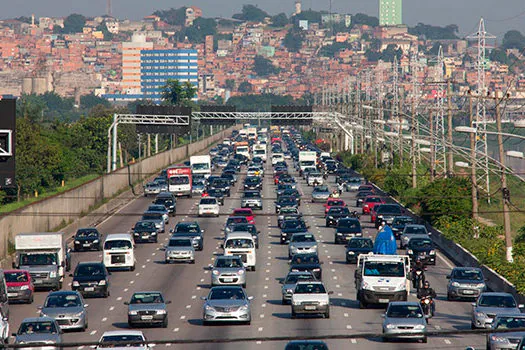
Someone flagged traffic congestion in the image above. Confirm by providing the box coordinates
[3,125,525,349]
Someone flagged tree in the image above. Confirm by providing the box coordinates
[96,21,114,41]
[502,30,525,50]
[80,94,111,110]
[283,26,305,53]
[490,48,509,64]
[56,14,87,34]
[408,23,459,40]
[225,79,235,91]
[161,79,197,106]
[319,42,352,57]
[380,44,403,62]
[293,10,323,24]
[253,55,279,77]
[270,13,288,27]
[232,5,269,22]
[352,13,379,27]
[365,49,381,62]
[176,17,217,43]
[238,82,253,93]
[153,7,187,26]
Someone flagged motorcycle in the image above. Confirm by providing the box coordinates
[420,296,434,319]
[412,268,426,291]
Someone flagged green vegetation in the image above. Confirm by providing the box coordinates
[55,14,87,34]
[270,13,289,27]
[161,79,198,106]
[253,55,280,77]
[352,13,379,27]
[408,23,459,40]
[293,10,323,24]
[365,44,403,63]
[226,93,306,111]
[319,42,352,57]
[233,5,269,22]
[238,81,253,93]
[502,30,525,50]
[176,17,217,43]
[153,7,187,26]
[283,26,305,53]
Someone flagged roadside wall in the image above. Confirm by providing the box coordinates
[0,126,236,260]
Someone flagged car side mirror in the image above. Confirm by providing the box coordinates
[69,273,73,277]
[124,302,129,305]
[201,229,204,233]
[328,291,334,295]
[446,275,450,279]
[320,261,324,265]
[471,302,476,307]
[200,296,207,301]
[11,262,16,268]
[84,304,89,307]
[166,301,172,304]
[37,306,42,310]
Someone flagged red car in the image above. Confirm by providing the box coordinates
[323,199,347,216]
[4,269,34,304]
[358,184,375,193]
[362,196,386,215]
[232,208,255,225]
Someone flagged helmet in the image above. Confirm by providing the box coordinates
[424,281,430,288]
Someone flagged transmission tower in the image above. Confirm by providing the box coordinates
[106,0,112,17]
[468,18,495,199]
[392,56,399,125]
[433,45,447,176]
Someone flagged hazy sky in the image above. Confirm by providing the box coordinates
[3,0,525,37]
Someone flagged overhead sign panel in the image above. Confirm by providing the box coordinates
[135,105,191,134]
[0,96,16,188]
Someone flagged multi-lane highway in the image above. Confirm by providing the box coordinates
[9,151,486,349]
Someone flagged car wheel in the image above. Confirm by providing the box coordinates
[83,323,88,331]
[324,309,330,319]
[421,337,427,344]
[162,318,168,328]
[251,266,256,272]
[128,322,134,328]
[447,293,453,301]
[245,320,251,326]
[359,299,368,309]
[471,322,476,330]
[130,264,136,272]
[325,222,329,227]
[154,237,158,243]
[282,298,287,305]
[190,260,195,264]
[291,310,296,319]
[242,283,247,288]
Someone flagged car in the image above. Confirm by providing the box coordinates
[146,204,169,224]
[405,235,436,265]
[382,301,427,343]
[391,216,414,239]
[275,196,299,213]
[280,271,317,305]
[40,291,88,331]
[5,269,34,304]
[153,192,176,215]
[202,286,253,325]
[291,281,332,319]
[356,190,374,207]
[277,208,302,228]
[13,317,62,347]
[205,188,225,205]
[164,237,195,264]
[335,218,362,244]
[244,176,262,191]
[486,314,525,350]
[71,262,110,298]
[323,199,346,216]
[143,182,160,197]
[103,233,136,271]
[358,184,375,193]
[288,233,318,258]
[0,315,8,344]
[276,183,295,196]
[372,204,404,228]
[280,219,309,244]
[198,197,220,217]
[220,173,236,186]
[154,179,168,192]
[141,211,165,233]
[223,216,249,234]
[311,186,331,203]
[471,292,524,329]
[247,166,263,177]
[284,341,329,350]
[73,228,102,251]
[172,222,204,250]
[230,223,260,249]
[345,177,365,191]
[132,221,158,243]
[232,208,255,225]
[211,255,246,287]
[400,224,430,249]
[447,267,487,301]
[325,206,350,227]
[209,147,219,156]
[306,171,324,186]
[346,238,374,263]
[241,190,263,210]
[125,291,170,328]
[289,253,322,280]
[209,178,231,197]
[279,189,302,205]
[362,196,386,215]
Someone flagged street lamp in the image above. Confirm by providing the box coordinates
[454,126,477,133]
[507,151,524,159]
[455,161,470,168]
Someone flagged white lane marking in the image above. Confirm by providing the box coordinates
[117,297,122,301]
[124,288,128,292]
[99,197,137,225]
[264,285,268,289]
[109,306,115,311]
[333,276,338,280]
[151,252,156,256]
[260,314,265,318]
[437,251,455,269]
[78,346,85,350]
[338,293,343,297]
[331,269,336,272]
[336,284,341,288]
[186,305,191,309]
[197,287,201,290]
[329,261,333,265]
[263,294,267,298]
[327,255,331,259]
[102,317,107,322]
[192,295,196,299]
[444,339,451,344]
[135,273,140,276]
[173,328,179,332]
[200,278,205,282]
[166,344,171,347]
[346,325,352,329]
[90,330,97,336]
[266,269,270,273]
[142,265,146,269]
[261,303,267,308]
[256,341,262,345]
[213,251,217,254]
[435,325,441,330]
[267,262,271,266]
[344,313,349,317]
[265,277,269,281]
[130,280,135,284]
[258,327,264,332]
[180,315,186,320]
[351,339,357,344]
[267,256,271,260]
[146,259,151,262]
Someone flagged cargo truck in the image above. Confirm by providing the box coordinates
[190,155,212,178]
[235,141,250,160]
[167,166,192,197]
[298,151,317,175]
[253,144,267,162]
[13,232,71,290]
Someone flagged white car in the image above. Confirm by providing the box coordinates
[198,197,220,217]
[0,316,8,344]
[96,330,152,350]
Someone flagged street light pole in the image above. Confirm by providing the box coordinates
[411,95,417,188]
[447,80,454,176]
[469,95,479,220]
[495,91,513,263]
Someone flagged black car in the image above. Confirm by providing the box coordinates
[289,254,322,280]
[73,228,102,251]
[345,238,373,263]
[209,178,231,197]
[70,262,110,298]
[276,183,294,196]
[325,207,350,227]
[355,190,374,207]
[280,219,309,244]
[406,236,436,265]
[244,176,262,191]
[391,216,415,239]
[153,192,176,215]
[172,222,204,250]
[374,204,404,228]
[335,218,362,244]
[220,173,236,186]
[275,196,299,214]
[285,341,328,350]
[132,221,158,243]
[206,188,225,205]
[233,153,248,165]
[279,189,301,205]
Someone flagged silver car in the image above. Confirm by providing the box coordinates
[164,237,195,264]
[399,225,429,249]
[143,182,160,197]
[280,271,316,305]
[202,286,253,325]
[306,172,324,186]
[141,211,165,233]
[241,191,263,210]
[311,186,331,203]
[211,255,246,287]
[288,233,318,258]
[472,293,524,329]
[96,331,152,350]
[146,205,169,224]
[382,301,428,343]
[291,281,332,319]
[125,291,170,328]
[13,317,62,348]
[447,267,487,301]
[40,291,88,331]
[487,314,525,350]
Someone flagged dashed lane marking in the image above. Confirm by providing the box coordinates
[200,278,205,282]
[180,315,186,320]
[260,314,265,318]
[258,327,264,332]
[351,339,357,344]
[130,280,134,284]
[90,330,97,336]
[192,295,196,299]
[346,325,352,329]
[261,303,266,308]
[186,305,191,309]
[102,317,107,322]
[263,294,267,298]
[117,297,122,301]
[344,313,349,317]
[173,328,179,332]
[135,273,140,276]
[109,306,114,311]
[444,339,451,344]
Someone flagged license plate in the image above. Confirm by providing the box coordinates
[83,244,91,247]
[84,287,95,292]
[141,315,153,320]
[463,290,475,294]
[223,278,234,282]
[7,293,17,297]
[33,280,42,284]
[304,305,316,310]
[221,313,232,317]
[379,299,389,303]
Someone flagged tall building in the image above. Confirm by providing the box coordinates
[140,49,198,102]
[379,0,402,26]
[122,34,153,94]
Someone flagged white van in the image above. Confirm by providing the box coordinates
[271,153,285,165]
[223,232,256,271]
[103,234,136,271]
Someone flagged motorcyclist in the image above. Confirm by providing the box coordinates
[411,257,426,289]
[338,182,344,195]
[417,281,437,315]
[331,190,340,198]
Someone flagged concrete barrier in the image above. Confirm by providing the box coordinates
[0,126,237,260]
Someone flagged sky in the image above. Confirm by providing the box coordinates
[2,0,525,37]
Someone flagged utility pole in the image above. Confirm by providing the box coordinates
[447,80,454,176]
[495,91,513,263]
[469,94,479,220]
[411,54,419,188]
[392,56,401,166]
[429,111,435,181]
[434,45,447,176]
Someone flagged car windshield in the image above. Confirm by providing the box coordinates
[168,239,192,247]
[328,200,344,206]
[292,255,319,264]
[357,191,373,198]
[243,192,260,198]
[154,198,174,206]
[134,222,155,230]
[209,288,246,300]
[365,197,382,203]
[280,208,298,214]
[131,292,164,304]
[314,186,329,193]
[169,176,190,185]
[101,335,145,343]
[76,264,105,277]
[453,269,483,281]
[295,283,326,294]
[142,213,162,221]
[479,295,516,308]
[495,317,525,329]
[387,305,424,318]
[45,294,81,308]
[405,226,427,234]
[5,271,28,283]
[76,230,99,238]
[233,210,252,217]
[348,239,373,249]
[19,321,58,334]
[147,205,166,212]
[104,240,132,250]
[338,220,360,228]
[200,198,217,205]
[283,220,307,230]
[19,253,57,266]
[175,224,200,233]
[364,262,405,277]
[285,274,313,284]
[394,218,413,225]
[192,163,210,170]
[292,234,316,243]
[408,239,433,248]
[232,224,256,234]
[376,205,402,214]
[328,207,350,215]
[227,217,248,225]
[225,238,254,249]
[215,258,243,268]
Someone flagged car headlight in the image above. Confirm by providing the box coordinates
[318,300,328,306]
[378,215,383,219]
[313,268,321,271]
[72,281,80,287]
[129,310,138,315]
[292,300,301,306]
[156,309,166,315]
[407,250,413,254]
[238,305,249,312]
[476,283,486,288]
[336,232,342,236]
[238,269,245,275]
[451,282,460,287]
[205,305,215,312]
[286,288,293,293]
[74,311,85,317]
[74,240,80,244]
[20,285,29,290]
[475,312,485,318]
[290,246,297,252]
[348,251,355,255]
[212,269,219,275]
[395,282,406,291]
[429,250,436,255]
[490,335,507,342]
[362,281,372,290]
[99,280,107,286]
[328,216,333,219]
[385,324,396,329]
[291,269,299,272]
[93,240,99,243]
[151,232,157,235]
[49,271,57,278]
[414,324,426,330]
[312,245,317,250]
